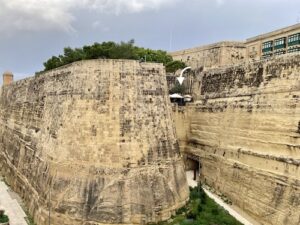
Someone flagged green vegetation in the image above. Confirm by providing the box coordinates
[150,186,242,225]
[0,211,9,223]
[169,82,186,95]
[25,212,36,225]
[23,208,36,225]
[165,60,187,73]
[26,217,36,225]
[43,40,186,72]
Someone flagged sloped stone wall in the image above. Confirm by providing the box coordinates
[183,55,300,225]
[0,59,189,225]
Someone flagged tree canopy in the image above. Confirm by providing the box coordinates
[43,40,186,72]
[169,82,186,95]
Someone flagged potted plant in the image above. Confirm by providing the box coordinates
[0,209,9,225]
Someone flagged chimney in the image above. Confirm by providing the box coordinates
[3,71,14,86]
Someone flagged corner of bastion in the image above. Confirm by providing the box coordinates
[0,59,189,225]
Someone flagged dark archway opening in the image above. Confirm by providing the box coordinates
[185,155,200,181]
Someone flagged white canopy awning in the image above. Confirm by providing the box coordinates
[169,93,184,99]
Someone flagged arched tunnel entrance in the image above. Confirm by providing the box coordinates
[185,154,201,183]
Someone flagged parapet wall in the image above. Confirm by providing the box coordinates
[170,41,246,69]
[0,60,189,225]
[181,54,300,225]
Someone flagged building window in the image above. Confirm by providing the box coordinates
[262,41,273,53]
[274,37,286,50]
[288,33,300,46]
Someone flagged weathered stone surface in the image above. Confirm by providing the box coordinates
[177,55,300,225]
[170,41,246,69]
[0,59,189,225]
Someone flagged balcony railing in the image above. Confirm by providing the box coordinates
[274,44,286,50]
[262,47,273,53]
[288,40,300,46]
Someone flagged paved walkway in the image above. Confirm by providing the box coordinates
[186,171,260,225]
[0,180,28,225]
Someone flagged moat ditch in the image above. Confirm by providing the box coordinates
[149,184,243,225]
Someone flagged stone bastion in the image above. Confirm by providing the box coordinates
[0,59,189,225]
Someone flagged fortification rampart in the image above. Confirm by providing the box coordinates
[0,59,189,225]
[176,54,300,225]
[170,41,246,69]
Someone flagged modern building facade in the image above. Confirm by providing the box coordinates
[246,23,300,60]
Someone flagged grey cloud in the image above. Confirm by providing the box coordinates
[0,0,183,33]
[1,0,300,83]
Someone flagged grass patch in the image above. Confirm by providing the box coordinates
[24,210,36,225]
[26,214,36,225]
[150,185,243,225]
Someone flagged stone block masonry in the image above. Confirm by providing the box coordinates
[170,41,246,69]
[0,59,189,225]
[178,54,300,225]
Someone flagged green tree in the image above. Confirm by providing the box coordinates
[42,40,182,72]
[166,60,187,73]
[109,40,137,59]
[169,82,186,95]
[43,56,62,71]
[60,47,85,64]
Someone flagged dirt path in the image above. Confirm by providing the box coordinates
[0,179,28,225]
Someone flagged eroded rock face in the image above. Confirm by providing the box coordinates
[180,55,300,225]
[0,60,189,225]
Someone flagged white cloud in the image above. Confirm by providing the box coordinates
[92,21,110,32]
[0,0,177,33]
[87,0,177,13]
[0,0,76,32]
[216,0,225,6]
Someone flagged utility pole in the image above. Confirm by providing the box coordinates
[42,161,52,225]
[49,186,51,225]
[48,163,51,225]
[169,30,173,52]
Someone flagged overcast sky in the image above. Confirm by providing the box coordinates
[0,0,300,82]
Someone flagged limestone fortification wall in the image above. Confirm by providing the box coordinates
[0,59,189,225]
[170,41,246,69]
[182,54,300,225]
